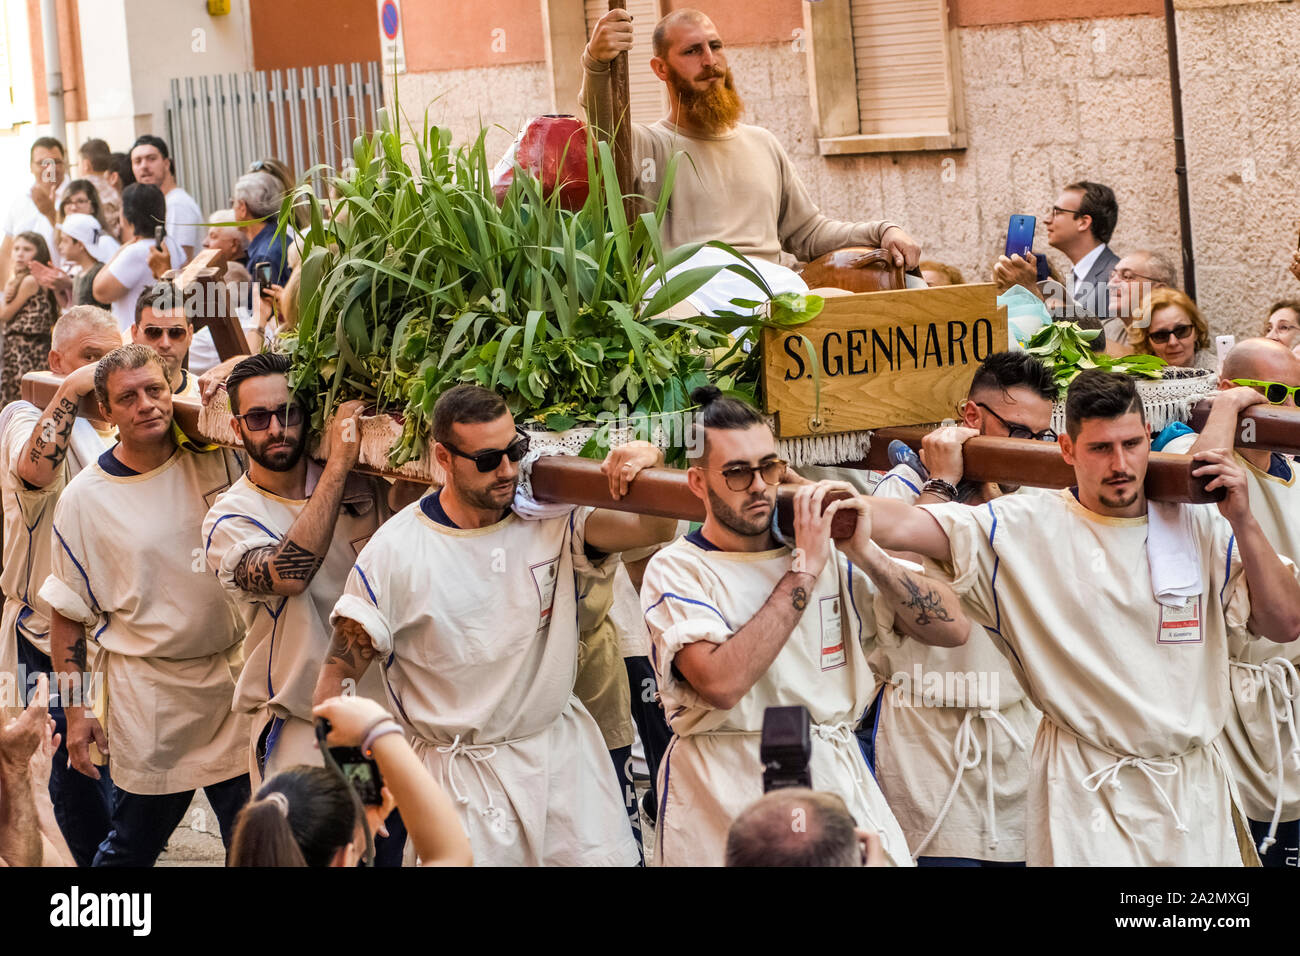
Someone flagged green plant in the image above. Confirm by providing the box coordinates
[1024,321,1167,395]
[280,110,822,466]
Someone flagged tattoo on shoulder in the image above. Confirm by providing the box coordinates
[791,586,808,611]
[900,574,954,627]
[272,540,324,582]
[232,547,275,594]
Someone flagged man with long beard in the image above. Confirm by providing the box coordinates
[582,8,920,269]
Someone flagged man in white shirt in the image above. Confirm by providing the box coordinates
[0,306,122,866]
[317,384,679,866]
[94,184,186,333]
[130,135,202,262]
[1,137,69,284]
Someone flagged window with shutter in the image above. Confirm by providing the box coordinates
[583,0,666,124]
[804,0,966,155]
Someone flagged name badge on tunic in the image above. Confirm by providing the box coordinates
[530,555,561,631]
[1157,595,1203,644]
[819,595,845,670]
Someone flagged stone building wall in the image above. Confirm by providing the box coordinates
[390,0,1300,339]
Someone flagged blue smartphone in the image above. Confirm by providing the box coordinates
[1005,214,1035,260]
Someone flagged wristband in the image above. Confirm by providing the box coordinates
[361,719,403,758]
[921,478,959,502]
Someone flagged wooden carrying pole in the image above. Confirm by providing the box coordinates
[844,426,1222,505]
[607,0,637,224]
[1188,401,1300,456]
[18,374,1220,520]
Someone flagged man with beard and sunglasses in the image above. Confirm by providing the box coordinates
[640,387,972,867]
[202,354,394,785]
[581,8,921,270]
[315,384,679,866]
[130,282,201,398]
[40,345,249,865]
[865,369,1300,866]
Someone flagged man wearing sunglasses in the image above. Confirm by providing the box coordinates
[640,387,971,867]
[1158,338,1300,866]
[40,344,250,866]
[317,384,678,866]
[868,352,1057,867]
[130,283,200,398]
[201,357,384,773]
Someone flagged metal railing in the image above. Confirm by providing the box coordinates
[165,61,384,216]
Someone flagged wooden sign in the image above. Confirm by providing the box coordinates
[762,283,1007,438]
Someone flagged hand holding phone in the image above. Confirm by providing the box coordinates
[1005,215,1036,260]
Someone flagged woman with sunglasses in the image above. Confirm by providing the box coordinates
[1129,287,1215,370]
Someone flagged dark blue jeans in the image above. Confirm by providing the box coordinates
[16,634,114,867]
[92,773,251,867]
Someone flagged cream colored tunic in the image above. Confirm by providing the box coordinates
[1163,436,1300,832]
[574,560,635,751]
[870,464,1040,861]
[202,471,390,780]
[39,446,249,795]
[1,402,113,688]
[641,534,913,867]
[921,489,1276,866]
[331,498,638,867]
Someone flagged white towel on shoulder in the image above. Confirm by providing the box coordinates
[1147,500,1203,607]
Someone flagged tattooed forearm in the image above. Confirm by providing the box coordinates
[28,397,77,468]
[232,541,325,595]
[273,541,325,582]
[325,618,374,672]
[66,635,87,672]
[233,547,276,593]
[900,573,955,626]
[791,586,809,611]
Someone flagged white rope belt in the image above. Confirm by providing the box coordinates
[415,728,547,836]
[1080,757,1189,834]
[910,707,1026,860]
[1231,656,1300,855]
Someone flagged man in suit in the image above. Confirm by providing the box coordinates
[994,181,1120,320]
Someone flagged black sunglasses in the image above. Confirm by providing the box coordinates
[1148,323,1194,345]
[443,428,530,473]
[974,401,1057,442]
[236,403,304,432]
[141,325,188,341]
